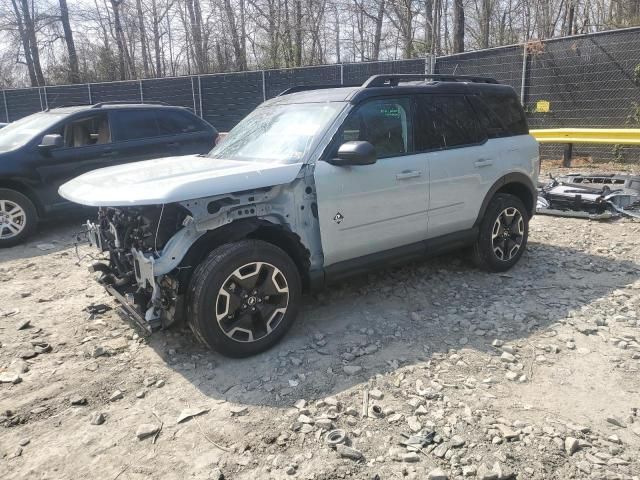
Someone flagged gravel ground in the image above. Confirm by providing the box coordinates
[1,208,640,480]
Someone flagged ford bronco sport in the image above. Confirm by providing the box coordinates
[59,74,539,357]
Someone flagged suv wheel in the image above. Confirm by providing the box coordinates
[472,193,529,272]
[0,189,38,248]
[187,239,302,357]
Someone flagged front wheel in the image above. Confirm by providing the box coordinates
[187,239,302,357]
[0,189,38,248]
[471,193,529,272]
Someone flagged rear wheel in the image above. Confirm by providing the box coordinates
[187,239,302,357]
[0,189,37,248]
[471,193,529,272]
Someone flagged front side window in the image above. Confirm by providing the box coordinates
[337,98,412,158]
[415,95,485,151]
[0,112,67,153]
[209,103,344,164]
[52,113,111,148]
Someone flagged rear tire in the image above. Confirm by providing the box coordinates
[0,189,38,248]
[471,193,529,272]
[187,239,302,357]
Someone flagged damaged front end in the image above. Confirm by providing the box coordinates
[82,177,320,334]
[87,203,192,332]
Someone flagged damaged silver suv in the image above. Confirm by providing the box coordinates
[60,74,539,357]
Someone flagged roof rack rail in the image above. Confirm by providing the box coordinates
[362,74,499,88]
[278,84,346,96]
[91,101,170,108]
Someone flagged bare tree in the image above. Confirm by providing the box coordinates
[58,0,80,82]
[19,0,45,85]
[223,0,248,70]
[452,0,464,52]
[387,0,417,58]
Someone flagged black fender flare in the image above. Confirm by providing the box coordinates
[473,173,537,228]
[176,218,310,293]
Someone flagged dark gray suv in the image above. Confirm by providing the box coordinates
[0,103,217,247]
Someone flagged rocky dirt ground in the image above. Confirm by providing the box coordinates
[1,176,640,480]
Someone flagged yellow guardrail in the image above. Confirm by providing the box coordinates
[530,128,640,145]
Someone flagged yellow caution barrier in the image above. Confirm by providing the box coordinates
[530,128,640,145]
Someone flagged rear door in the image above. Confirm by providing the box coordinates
[469,93,536,176]
[156,109,216,155]
[314,96,430,266]
[110,109,171,162]
[415,94,498,238]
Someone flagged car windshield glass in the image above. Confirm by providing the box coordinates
[208,103,343,164]
[0,112,67,153]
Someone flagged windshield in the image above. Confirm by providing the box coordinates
[0,112,67,153]
[208,103,344,164]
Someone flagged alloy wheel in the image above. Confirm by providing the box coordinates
[0,200,27,240]
[215,261,290,343]
[491,207,524,261]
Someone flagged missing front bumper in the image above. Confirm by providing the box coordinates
[104,283,157,334]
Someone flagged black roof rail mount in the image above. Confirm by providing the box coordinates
[91,101,170,108]
[362,74,499,88]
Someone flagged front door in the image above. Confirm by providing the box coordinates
[35,111,115,212]
[314,97,429,267]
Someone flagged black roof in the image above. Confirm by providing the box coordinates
[267,74,518,106]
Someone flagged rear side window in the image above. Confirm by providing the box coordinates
[414,95,485,151]
[157,110,207,135]
[113,110,159,141]
[339,98,412,158]
[475,94,528,136]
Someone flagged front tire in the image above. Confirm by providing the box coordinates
[187,239,302,357]
[472,193,529,272]
[0,189,38,248]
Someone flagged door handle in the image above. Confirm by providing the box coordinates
[166,142,180,148]
[396,170,422,180]
[101,150,118,157]
[474,159,493,168]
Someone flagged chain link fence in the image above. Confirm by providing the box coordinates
[1,27,639,162]
[436,27,640,162]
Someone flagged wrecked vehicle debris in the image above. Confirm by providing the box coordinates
[555,173,640,193]
[537,174,640,220]
[59,74,539,357]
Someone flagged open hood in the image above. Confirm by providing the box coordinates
[58,154,304,207]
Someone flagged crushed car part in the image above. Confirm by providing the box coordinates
[537,174,640,220]
[556,173,640,194]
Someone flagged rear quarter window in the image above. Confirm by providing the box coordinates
[157,110,209,136]
[474,93,528,137]
[112,110,159,141]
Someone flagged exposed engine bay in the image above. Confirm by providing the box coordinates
[88,204,191,331]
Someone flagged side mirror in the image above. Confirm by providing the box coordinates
[329,141,377,166]
[39,134,63,150]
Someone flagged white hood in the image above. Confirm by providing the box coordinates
[58,155,303,207]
